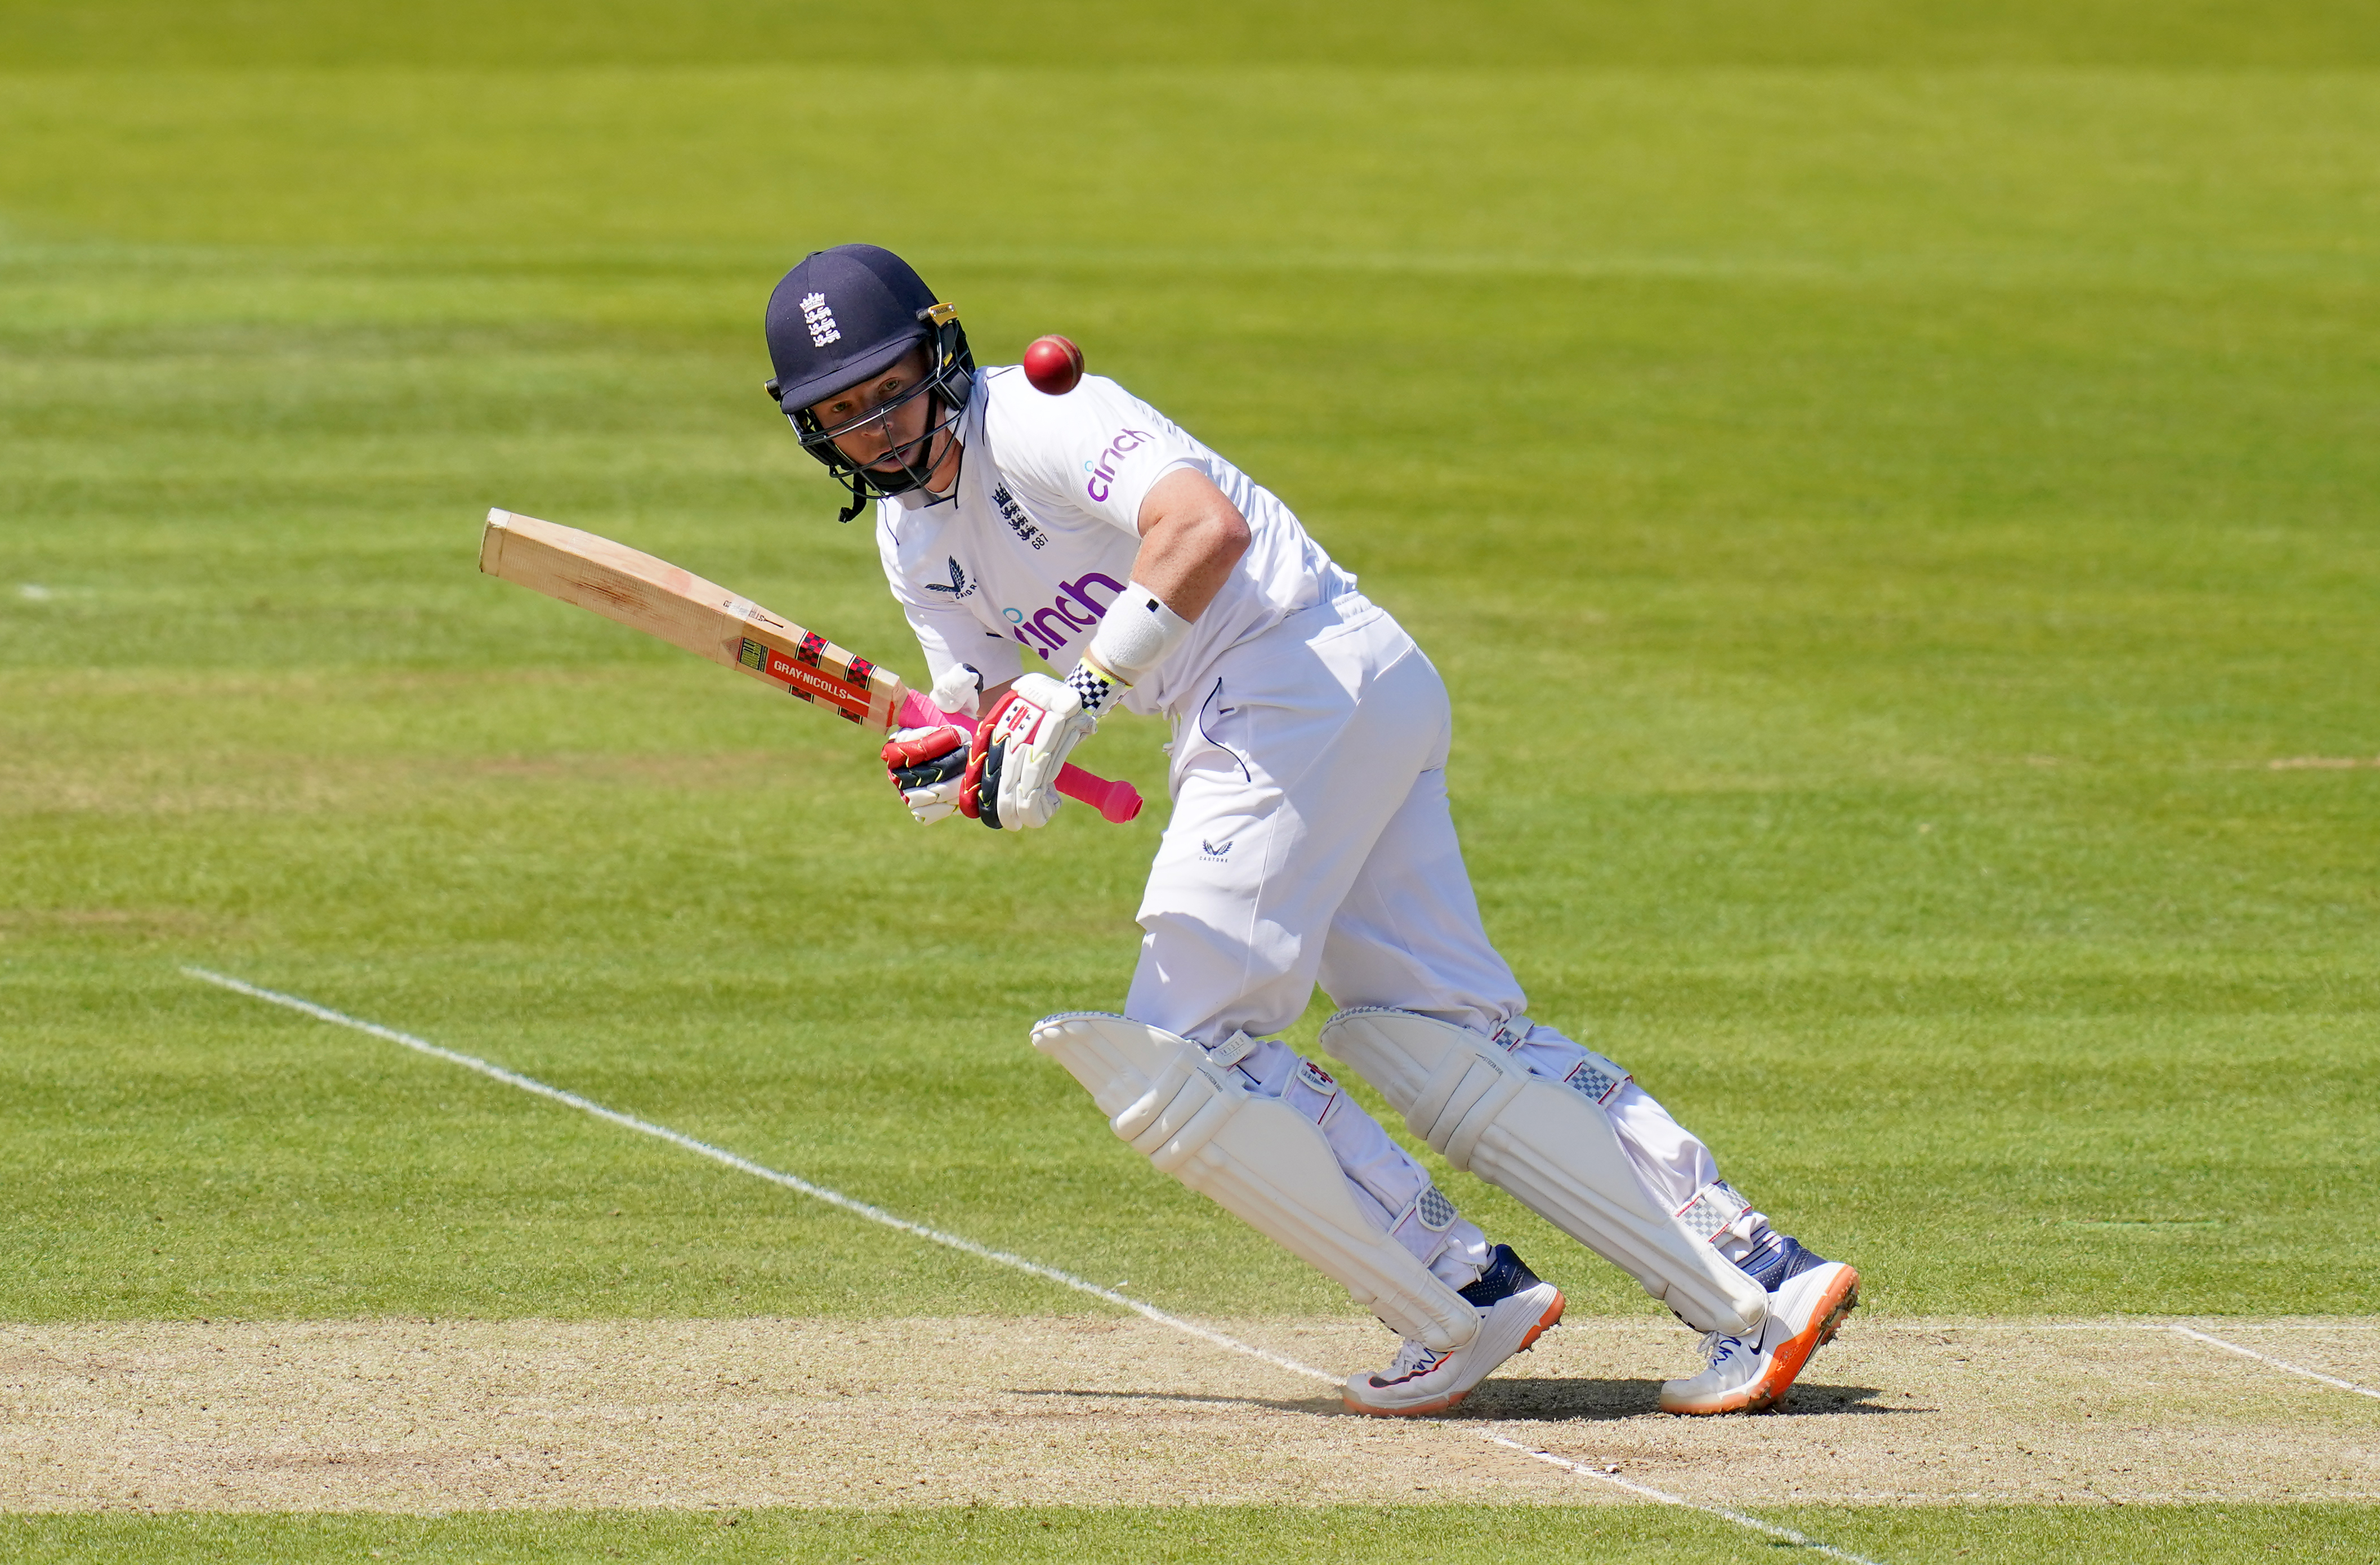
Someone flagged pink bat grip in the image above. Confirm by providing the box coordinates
[895,690,1144,824]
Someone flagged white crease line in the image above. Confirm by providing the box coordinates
[185,965,1885,1558]
[1901,1322,2380,1332]
[1877,1320,2380,1398]
[1483,1437,1886,1563]
[2167,1323,2380,1332]
[180,966,1334,1387]
[2164,1325,2380,1401]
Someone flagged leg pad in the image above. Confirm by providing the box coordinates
[1321,1006,1768,1337]
[1033,1011,1481,1352]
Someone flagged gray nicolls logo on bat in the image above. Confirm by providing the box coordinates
[923,556,976,600]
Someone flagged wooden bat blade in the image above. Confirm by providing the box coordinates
[478,508,728,665]
[480,508,904,729]
[478,508,1142,823]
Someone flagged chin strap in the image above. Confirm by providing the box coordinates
[835,474,871,524]
[832,393,966,524]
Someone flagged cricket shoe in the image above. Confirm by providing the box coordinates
[1659,1237,1859,1415]
[1343,1245,1565,1417]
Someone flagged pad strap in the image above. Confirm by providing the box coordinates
[1387,1184,1461,1268]
[1675,1180,1757,1246]
[1494,1017,1631,1105]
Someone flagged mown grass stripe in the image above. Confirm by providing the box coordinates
[178,965,1337,1384]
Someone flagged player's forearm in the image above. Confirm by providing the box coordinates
[1131,467,1251,623]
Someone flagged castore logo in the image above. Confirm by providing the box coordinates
[924,557,975,599]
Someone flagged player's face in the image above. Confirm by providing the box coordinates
[805,347,937,474]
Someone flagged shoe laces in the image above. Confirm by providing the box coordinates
[1383,1337,1445,1379]
[1696,1331,1751,1371]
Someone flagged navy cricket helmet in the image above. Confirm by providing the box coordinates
[763,244,975,523]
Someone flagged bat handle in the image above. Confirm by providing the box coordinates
[1057,763,1144,824]
[895,689,1144,825]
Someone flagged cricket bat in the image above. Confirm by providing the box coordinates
[477,508,1143,823]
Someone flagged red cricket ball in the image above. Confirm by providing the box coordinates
[1022,334,1084,395]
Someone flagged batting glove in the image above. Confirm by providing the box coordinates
[959,670,1104,830]
[881,724,970,825]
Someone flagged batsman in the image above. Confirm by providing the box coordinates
[762,244,1859,1416]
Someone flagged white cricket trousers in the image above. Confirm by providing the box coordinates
[1122,594,1734,1291]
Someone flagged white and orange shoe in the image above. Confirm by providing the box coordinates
[1659,1238,1859,1415]
[1343,1245,1565,1416]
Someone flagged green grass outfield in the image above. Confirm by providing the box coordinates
[4,1504,2376,1564]
[3,1,2377,1558]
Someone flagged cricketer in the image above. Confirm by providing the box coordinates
[761,244,1859,1415]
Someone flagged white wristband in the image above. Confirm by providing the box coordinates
[1083,579,1193,686]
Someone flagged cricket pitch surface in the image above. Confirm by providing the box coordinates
[8,1316,2374,1513]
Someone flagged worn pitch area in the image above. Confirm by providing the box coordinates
[7,1316,2373,1513]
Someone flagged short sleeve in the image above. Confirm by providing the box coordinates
[986,373,1213,537]
[902,600,1025,694]
[874,502,1026,698]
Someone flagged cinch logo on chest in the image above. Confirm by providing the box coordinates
[1004,573,1126,659]
[1083,429,1154,503]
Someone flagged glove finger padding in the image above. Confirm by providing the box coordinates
[959,692,1017,828]
[882,725,967,774]
[892,757,962,789]
[900,786,959,824]
[882,724,968,826]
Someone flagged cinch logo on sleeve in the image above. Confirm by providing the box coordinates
[800,291,841,347]
[1002,572,1126,658]
[1083,429,1154,503]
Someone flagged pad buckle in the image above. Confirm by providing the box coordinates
[1203,1029,1262,1070]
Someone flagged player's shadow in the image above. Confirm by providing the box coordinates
[1012,1381,1903,1420]
[1015,1387,1348,1414]
[1457,1378,1904,1421]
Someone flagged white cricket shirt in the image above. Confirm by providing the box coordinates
[874,367,1358,717]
